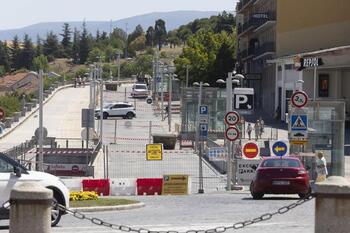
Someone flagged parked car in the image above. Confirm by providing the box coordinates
[0,153,69,226]
[131,83,149,98]
[95,102,136,119]
[250,157,310,199]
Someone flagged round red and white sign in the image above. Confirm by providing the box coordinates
[291,91,308,108]
[225,127,240,141]
[242,142,260,159]
[224,111,240,126]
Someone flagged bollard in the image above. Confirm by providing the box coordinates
[10,182,53,233]
[314,176,350,233]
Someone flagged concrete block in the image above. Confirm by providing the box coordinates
[4,117,12,128]
[13,112,21,122]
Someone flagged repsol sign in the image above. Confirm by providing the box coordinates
[295,57,323,71]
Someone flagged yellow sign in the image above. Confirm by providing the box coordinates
[162,174,189,195]
[146,144,163,160]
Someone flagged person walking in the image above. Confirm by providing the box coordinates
[246,123,253,140]
[316,151,328,182]
[259,117,264,138]
[254,120,261,141]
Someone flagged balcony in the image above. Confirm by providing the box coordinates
[237,11,276,37]
[237,0,257,13]
[254,42,275,59]
[239,47,255,60]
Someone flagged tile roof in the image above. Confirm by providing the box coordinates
[0,72,28,88]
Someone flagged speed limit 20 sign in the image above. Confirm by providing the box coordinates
[225,111,240,126]
[291,91,308,108]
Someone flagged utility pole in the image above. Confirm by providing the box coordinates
[186,65,189,88]
[38,69,44,171]
[116,53,121,84]
[99,65,103,144]
[160,66,164,121]
[226,72,233,190]
[195,82,204,193]
[168,70,172,132]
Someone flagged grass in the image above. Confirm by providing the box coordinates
[70,198,139,208]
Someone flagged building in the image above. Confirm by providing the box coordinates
[0,72,39,96]
[236,0,350,120]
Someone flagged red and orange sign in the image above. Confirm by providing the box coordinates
[242,142,260,159]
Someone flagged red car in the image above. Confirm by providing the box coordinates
[250,157,310,199]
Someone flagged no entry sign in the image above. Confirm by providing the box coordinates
[242,142,260,159]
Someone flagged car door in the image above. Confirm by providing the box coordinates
[109,104,120,116]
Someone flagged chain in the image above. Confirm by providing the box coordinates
[58,194,314,232]
[1,200,13,210]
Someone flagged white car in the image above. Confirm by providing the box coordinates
[95,102,136,119]
[0,153,70,226]
[131,83,149,98]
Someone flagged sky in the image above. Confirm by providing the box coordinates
[0,0,237,30]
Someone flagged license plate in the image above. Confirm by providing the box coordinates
[272,180,290,185]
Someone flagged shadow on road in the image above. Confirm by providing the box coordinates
[242,196,300,201]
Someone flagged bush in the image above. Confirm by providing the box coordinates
[69,191,99,201]
[0,94,21,117]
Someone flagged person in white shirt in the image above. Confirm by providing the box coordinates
[316,151,328,182]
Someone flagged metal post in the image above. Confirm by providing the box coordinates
[89,67,94,109]
[38,69,44,172]
[198,141,204,193]
[124,87,127,102]
[106,145,109,179]
[186,66,189,88]
[114,120,117,144]
[160,67,164,121]
[313,66,317,100]
[99,67,103,145]
[168,71,172,132]
[117,53,121,84]
[149,121,152,144]
[226,73,233,190]
[195,82,203,153]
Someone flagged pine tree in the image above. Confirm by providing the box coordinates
[19,34,35,69]
[43,31,60,60]
[10,35,21,70]
[145,26,155,47]
[154,19,167,50]
[60,23,72,58]
[72,28,80,64]
[0,41,11,72]
[79,22,90,64]
[36,36,43,57]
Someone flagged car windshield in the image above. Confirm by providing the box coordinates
[261,159,300,168]
[135,85,147,90]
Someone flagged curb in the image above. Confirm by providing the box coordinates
[0,84,73,141]
[70,202,145,212]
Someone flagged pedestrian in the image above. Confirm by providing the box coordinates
[259,117,264,138]
[74,77,77,88]
[246,123,253,140]
[254,120,261,141]
[316,151,328,182]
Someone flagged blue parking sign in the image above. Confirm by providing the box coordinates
[199,123,208,140]
[200,105,208,115]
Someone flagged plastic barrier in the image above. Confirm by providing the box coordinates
[61,178,82,192]
[110,178,137,196]
[136,178,163,195]
[82,179,110,196]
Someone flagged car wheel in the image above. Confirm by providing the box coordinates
[103,112,108,119]
[51,192,63,227]
[250,182,264,199]
[126,112,134,119]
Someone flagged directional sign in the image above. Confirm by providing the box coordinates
[225,126,240,141]
[225,111,240,126]
[199,123,208,141]
[146,97,153,104]
[291,91,308,108]
[0,107,5,121]
[270,140,289,157]
[242,141,260,159]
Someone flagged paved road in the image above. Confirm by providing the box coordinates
[0,86,89,152]
[0,193,314,233]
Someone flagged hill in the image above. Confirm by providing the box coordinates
[0,11,219,41]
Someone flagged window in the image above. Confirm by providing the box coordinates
[261,159,300,168]
[135,85,147,90]
[319,74,329,97]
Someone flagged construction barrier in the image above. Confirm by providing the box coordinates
[82,179,110,196]
[136,178,163,195]
[110,178,137,196]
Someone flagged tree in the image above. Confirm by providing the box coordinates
[43,31,60,60]
[88,47,103,63]
[33,54,49,72]
[10,35,21,70]
[79,22,91,64]
[19,34,35,69]
[0,41,11,72]
[128,25,144,44]
[60,23,72,58]
[145,26,155,47]
[154,19,167,50]
[72,28,80,64]
[36,36,43,56]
